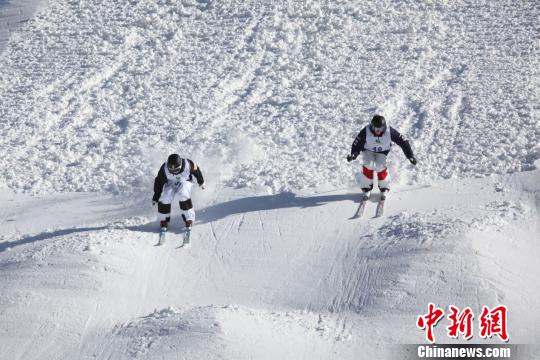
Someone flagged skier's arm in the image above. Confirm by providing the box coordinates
[152,165,167,202]
[390,127,414,160]
[351,128,367,157]
[188,159,204,186]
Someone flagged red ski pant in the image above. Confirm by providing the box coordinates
[360,151,390,190]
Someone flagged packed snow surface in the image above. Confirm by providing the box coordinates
[0,0,539,359]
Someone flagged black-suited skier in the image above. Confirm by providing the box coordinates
[152,154,204,231]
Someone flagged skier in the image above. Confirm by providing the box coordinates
[152,154,205,233]
[347,115,417,201]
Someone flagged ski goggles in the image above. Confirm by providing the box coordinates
[372,126,385,133]
[168,166,182,174]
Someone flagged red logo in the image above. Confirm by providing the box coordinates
[447,306,474,340]
[417,304,509,343]
[417,303,445,343]
[479,305,509,342]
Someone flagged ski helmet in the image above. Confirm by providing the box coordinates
[167,154,184,174]
[370,115,387,135]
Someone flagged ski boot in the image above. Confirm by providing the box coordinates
[379,188,389,200]
[181,214,192,229]
[160,220,169,231]
[158,220,169,245]
[181,215,192,246]
[361,187,372,201]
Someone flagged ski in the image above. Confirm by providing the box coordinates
[183,228,191,247]
[156,227,167,246]
[375,193,386,217]
[175,228,192,249]
[352,199,367,218]
[351,192,370,219]
[176,214,192,248]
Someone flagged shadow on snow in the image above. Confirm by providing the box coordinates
[0,192,360,252]
[198,192,360,224]
[128,192,361,235]
[0,226,110,253]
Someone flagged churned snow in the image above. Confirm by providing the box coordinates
[0,0,539,359]
[0,0,538,194]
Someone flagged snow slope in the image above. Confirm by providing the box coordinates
[1,170,539,359]
[0,0,539,359]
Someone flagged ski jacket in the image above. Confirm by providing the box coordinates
[351,126,414,159]
[152,159,204,202]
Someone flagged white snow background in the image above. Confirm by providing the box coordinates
[0,0,539,359]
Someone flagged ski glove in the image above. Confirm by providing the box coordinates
[152,200,157,206]
[347,153,359,162]
[409,157,417,166]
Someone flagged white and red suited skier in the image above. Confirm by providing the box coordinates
[347,115,417,200]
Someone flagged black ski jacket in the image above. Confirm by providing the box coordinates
[351,126,414,159]
[152,159,204,202]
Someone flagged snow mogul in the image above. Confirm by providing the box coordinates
[347,115,417,202]
[152,154,205,233]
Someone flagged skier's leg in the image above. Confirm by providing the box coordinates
[374,153,390,192]
[158,184,177,227]
[360,151,375,193]
[178,181,195,225]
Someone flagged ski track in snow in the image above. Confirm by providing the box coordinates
[0,0,539,359]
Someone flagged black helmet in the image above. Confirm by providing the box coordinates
[370,115,386,134]
[167,154,184,174]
